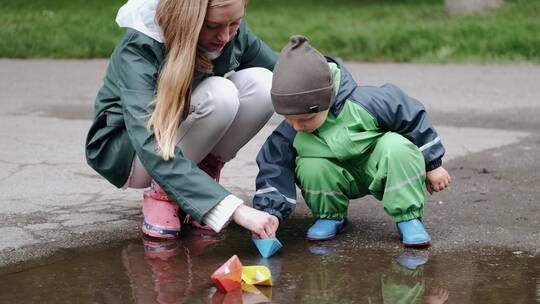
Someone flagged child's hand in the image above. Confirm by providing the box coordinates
[232,204,279,239]
[426,166,451,194]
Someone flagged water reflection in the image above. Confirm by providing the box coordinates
[211,283,273,304]
[288,245,449,304]
[123,230,226,303]
[122,234,449,304]
[124,230,281,304]
[381,251,448,304]
[308,244,337,256]
[0,227,537,303]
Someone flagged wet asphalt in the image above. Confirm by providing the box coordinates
[0,59,539,272]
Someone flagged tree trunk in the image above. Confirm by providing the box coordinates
[444,0,504,15]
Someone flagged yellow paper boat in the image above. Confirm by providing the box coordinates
[241,265,273,286]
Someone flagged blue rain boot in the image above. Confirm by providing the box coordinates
[396,218,431,247]
[306,219,346,241]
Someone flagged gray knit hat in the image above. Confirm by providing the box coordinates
[271,35,335,115]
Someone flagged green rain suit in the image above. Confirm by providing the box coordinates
[253,59,445,222]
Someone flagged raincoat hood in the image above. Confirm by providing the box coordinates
[116,0,164,42]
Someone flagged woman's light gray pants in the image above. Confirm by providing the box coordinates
[124,67,274,188]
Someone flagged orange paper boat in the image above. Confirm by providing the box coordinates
[211,255,243,292]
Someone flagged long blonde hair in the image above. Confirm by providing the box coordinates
[148,0,241,160]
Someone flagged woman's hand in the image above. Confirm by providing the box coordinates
[232,204,279,239]
[426,166,451,194]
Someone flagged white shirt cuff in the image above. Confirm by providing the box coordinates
[203,195,244,233]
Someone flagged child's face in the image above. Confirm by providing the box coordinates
[284,110,329,133]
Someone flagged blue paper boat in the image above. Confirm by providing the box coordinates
[252,238,282,258]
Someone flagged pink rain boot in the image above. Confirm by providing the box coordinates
[182,154,226,231]
[142,181,181,239]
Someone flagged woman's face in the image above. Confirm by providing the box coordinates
[199,0,244,53]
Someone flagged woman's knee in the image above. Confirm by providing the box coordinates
[231,67,273,91]
[192,76,240,125]
[229,68,273,109]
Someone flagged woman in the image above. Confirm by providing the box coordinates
[85,0,279,239]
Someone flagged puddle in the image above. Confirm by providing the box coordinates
[0,224,538,304]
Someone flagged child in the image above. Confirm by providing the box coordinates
[253,35,451,246]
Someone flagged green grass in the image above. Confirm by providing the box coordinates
[1,0,539,63]
[0,0,125,58]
